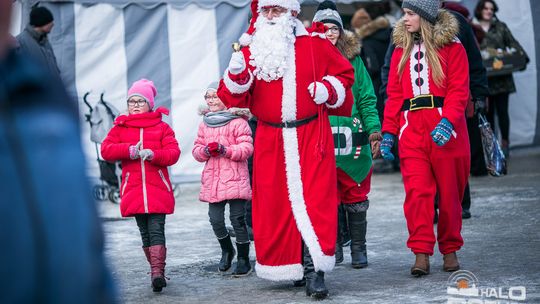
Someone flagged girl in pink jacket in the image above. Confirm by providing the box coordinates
[192,82,253,277]
[101,79,180,292]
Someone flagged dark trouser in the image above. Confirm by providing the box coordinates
[467,114,487,176]
[209,199,249,243]
[245,200,253,228]
[135,214,166,247]
[487,93,510,142]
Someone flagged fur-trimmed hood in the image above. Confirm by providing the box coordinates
[198,106,252,118]
[355,16,391,40]
[392,9,459,49]
[337,29,361,60]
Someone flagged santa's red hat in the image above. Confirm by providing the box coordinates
[239,0,259,46]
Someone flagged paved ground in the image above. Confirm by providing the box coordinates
[100,149,540,303]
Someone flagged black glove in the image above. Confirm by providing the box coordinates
[474,97,487,115]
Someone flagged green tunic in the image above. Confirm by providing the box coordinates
[329,55,381,183]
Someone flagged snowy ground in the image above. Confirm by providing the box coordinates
[100,149,540,303]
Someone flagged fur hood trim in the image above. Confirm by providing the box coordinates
[392,9,459,49]
[355,16,390,40]
[338,29,361,60]
[198,105,252,118]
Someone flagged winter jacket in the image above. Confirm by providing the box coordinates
[383,10,470,159]
[101,108,180,217]
[16,25,61,82]
[330,31,381,183]
[381,10,489,102]
[0,49,116,303]
[475,18,529,95]
[356,16,392,110]
[192,109,253,203]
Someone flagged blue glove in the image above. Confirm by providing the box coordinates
[431,118,454,146]
[380,133,395,161]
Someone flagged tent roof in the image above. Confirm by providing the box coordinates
[27,0,379,9]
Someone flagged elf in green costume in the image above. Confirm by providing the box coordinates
[313,1,382,268]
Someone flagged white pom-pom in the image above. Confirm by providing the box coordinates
[239,33,252,46]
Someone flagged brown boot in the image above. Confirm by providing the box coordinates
[410,253,430,277]
[149,245,167,292]
[443,252,460,272]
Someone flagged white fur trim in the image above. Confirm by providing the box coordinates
[223,69,254,94]
[322,76,346,109]
[255,262,304,281]
[280,43,335,274]
[258,0,300,12]
[310,32,327,39]
[239,33,252,46]
[295,19,308,37]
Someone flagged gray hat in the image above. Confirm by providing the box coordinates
[207,81,219,92]
[313,1,343,29]
[402,0,440,24]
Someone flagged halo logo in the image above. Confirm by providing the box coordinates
[447,270,527,304]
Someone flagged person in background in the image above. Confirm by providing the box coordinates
[313,0,381,270]
[473,0,529,158]
[192,82,254,277]
[101,79,181,293]
[16,5,61,81]
[380,0,470,277]
[1,1,116,302]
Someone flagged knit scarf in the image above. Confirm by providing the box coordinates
[203,111,240,128]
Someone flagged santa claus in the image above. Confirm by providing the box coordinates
[218,0,355,299]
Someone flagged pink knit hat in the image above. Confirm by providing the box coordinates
[127,79,157,109]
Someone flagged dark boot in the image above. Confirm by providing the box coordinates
[149,245,167,292]
[232,242,252,277]
[347,205,368,268]
[217,235,236,272]
[304,245,328,299]
[335,209,344,264]
[411,253,430,277]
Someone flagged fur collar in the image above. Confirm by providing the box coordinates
[198,106,252,118]
[337,30,361,60]
[355,16,390,40]
[392,9,459,48]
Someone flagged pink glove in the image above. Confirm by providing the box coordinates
[129,141,142,160]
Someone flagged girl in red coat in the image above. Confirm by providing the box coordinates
[379,0,470,277]
[101,79,180,292]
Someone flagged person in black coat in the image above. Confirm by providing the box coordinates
[379,5,490,219]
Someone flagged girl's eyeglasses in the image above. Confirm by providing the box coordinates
[127,99,147,107]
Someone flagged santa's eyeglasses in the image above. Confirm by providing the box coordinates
[261,6,288,18]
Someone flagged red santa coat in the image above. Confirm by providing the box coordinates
[382,11,471,255]
[218,21,354,281]
[101,108,180,217]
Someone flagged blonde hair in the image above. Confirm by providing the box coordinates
[397,18,445,87]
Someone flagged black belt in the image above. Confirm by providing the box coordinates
[402,95,444,111]
[261,114,318,128]
[333,132,368,148]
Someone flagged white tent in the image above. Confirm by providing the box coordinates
[12,0,251,182]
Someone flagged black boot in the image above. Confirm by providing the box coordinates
[346,202,368,269]
[232,242,252,277]
[217,235,236,272]
[335,207,344,264]
[304,245,328,299]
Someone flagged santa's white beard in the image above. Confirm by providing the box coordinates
[249,13,296,82]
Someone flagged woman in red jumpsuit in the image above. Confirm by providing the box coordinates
[380,0,470,277]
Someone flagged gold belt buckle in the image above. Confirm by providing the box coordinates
[409,94,434,111]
